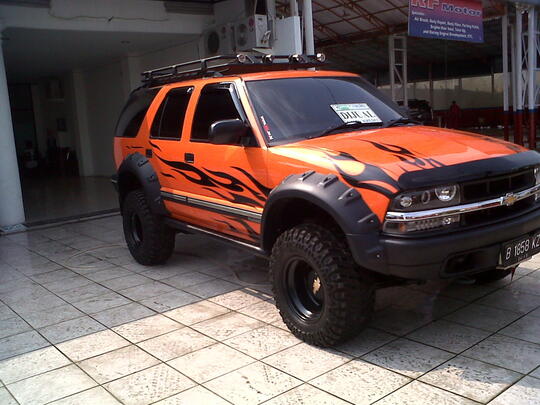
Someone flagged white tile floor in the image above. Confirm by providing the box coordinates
[0,215,539,404]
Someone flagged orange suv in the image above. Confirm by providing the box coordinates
[113,55,540,346]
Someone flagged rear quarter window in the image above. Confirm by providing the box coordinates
[115,88,159,138]
[151,87,193,140]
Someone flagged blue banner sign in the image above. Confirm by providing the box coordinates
[409,0,484,43]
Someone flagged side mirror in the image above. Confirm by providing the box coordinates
[209,119,249,145]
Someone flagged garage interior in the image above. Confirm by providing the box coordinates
[0,0,538,228]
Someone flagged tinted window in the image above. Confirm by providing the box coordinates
[191,84,242,142]
[115,88,159,138]
[246,77,405,144]
[151,87,192,139]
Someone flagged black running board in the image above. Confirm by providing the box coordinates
[164,217,267,257]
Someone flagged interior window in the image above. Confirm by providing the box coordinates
[150,87,192,139]
[191,84,242,142]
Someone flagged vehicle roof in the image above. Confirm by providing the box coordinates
[152,69,359,90]
[235,69,359,81]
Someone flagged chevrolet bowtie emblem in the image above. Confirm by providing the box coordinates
[502,193,518,206]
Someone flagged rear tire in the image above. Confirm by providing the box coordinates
[474,267,514,284]
[270,223,374,347]
[122,190,175,265]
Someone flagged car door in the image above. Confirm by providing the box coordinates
[161,81,269,244]
[147,85,198,225]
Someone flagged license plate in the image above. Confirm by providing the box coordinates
[500,231,540,267]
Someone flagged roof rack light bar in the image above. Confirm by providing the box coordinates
[141,53,326,87]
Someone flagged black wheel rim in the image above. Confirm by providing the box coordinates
[284,257,324,322]
[130,213,143,244]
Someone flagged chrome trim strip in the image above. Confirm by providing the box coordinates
[185,224,264,254]
[161,191,187,202]
[161,191,262,222]
[386,183,540,222]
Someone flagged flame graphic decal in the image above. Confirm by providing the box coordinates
[155,154,270,208]
[362,141,445,170]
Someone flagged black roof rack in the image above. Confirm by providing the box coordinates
[141,53,327,87]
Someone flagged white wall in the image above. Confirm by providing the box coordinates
[1,0,210,35]
[138,40,200,72]
[379,73,505,110]
[64,39,200,178]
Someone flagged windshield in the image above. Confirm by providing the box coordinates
[245,76,406,145]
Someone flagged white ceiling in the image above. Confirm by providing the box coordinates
[3,27,197,82]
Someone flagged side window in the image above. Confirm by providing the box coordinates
[150,87,192,140]
[191,84,242,142]
[115,88,159,138]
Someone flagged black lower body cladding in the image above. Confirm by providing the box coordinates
[347,206,540,280]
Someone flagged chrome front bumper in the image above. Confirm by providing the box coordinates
[385,183,540,223]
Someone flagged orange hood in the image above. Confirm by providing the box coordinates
[268,126,539,222]
[270,126,526,182]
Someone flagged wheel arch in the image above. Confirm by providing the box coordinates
[261,171,380,253]
[117,152,168,216]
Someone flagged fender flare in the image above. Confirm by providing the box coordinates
[261,171,382,265]
[117,152,168,216]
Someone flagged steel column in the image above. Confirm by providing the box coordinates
[503,12,510,140]
[527,6,537,149]
[290,0,298,16]
[515,6,524,145]
[303,0,315,54]
[388,34,408,107]
[511,23,518,131]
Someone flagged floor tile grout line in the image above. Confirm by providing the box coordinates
[2,288,516,405]
[483,372,540,405]
[2,383,23,405]
[1,269,268,365]
[369,287,540,404]
[259,382,356,405]
[41,292,277,403]
[2,221,540,404]
[271,276,540,404]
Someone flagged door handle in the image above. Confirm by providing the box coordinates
[184,153,195,163]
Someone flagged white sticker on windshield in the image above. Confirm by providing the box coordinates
[330,103,382,124]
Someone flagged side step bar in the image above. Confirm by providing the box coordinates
[163,217,267,257]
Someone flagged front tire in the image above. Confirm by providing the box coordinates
[270,223,374,347]
[122,190,175,265]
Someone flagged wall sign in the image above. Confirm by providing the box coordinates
[408,0,484,43]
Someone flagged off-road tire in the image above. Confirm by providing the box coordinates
[270,223,375,347]
[122,190,175,265]
[474,267,513,284]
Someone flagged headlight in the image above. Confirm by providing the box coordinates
[385,184,461,234]
[435,185,458,202]
[390,184,460,212]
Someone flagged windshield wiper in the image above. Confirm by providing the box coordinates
[307,121,379,139]
[383,117,420,128]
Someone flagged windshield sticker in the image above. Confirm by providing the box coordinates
[260,115,273,140]
[331,104,382,124]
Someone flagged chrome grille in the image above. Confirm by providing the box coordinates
[462,169,535,203]
[461,169,536,226]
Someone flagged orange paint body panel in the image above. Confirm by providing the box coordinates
[114,70,528,240]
